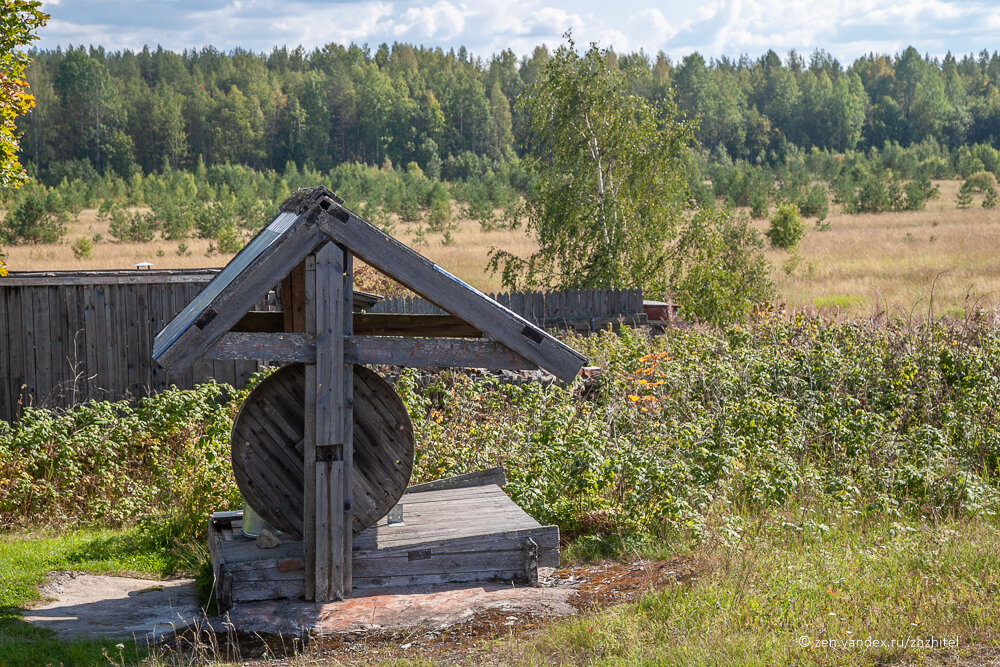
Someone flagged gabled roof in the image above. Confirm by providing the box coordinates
[154,187,587,382]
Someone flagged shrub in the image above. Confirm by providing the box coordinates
[71,236,93,260]
[1,184,66,244]
[6,320,1000,546]
[766,203,805,249]
[0,381,246,532]
[749,191,769,219]
[797,183,829,220]
[671,208,774,326]
[984,187,999,209]
[100,203,157,243]
[957,181,974,209]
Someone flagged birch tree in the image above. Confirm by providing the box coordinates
[491,36,693,295]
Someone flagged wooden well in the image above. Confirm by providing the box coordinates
[153,186,587,605]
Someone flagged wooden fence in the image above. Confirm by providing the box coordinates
[0,274,644,422]
[369,287,646,331]
[0,270,273,422]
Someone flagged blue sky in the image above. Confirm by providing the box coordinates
[36,0,1000,62]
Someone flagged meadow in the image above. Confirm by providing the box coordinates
[5,180,998,315]
[3,316,1000,664]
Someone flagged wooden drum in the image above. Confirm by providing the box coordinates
[230,363,414,537]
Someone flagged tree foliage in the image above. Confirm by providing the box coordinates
[766,203,806,249]
[0,0,47,275]
[491,37,693,296]
[670,208,774,326]
[0,0,45,188]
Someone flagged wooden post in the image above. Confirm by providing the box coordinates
[310,243,353,600]
[303,255,317,600]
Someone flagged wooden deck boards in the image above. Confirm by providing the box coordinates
[209,484,559,610]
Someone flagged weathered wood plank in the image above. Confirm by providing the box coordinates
[311,199,587,382]
[6,288,25,416]
[235,311,484,338]
[82,286,99,400]
[314,460,344,601]
[3,269,222,286]
[156,221,327,374]
[0,288,9,418]
[125,284,141,397]
[303,254,317,601]
[344,337,535,370]
[31,285,50,405]
[205,332,316,362]
[339,247,355,591]
[353,313,481,337]
[314,242,349,599]
[406,467,507,493]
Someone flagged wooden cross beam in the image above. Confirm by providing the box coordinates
[305,198,587,383]
[204,333,538,370]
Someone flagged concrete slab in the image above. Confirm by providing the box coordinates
[224,580,577,637]
[21,571,202,642]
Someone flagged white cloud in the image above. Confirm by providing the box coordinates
[630,8,674,45]
[32,0,1000,62]
[390,1,469,40]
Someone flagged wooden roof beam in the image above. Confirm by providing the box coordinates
[308,198,587,382]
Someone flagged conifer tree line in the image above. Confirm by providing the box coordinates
[17,42,1000,183]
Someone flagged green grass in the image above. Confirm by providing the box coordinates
[0,527,205,667]
[812,294,864,310]
[511,511,1000,666]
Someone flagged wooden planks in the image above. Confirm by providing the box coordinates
[344,337,535,370]
[312,242,352,600]
[155,220,327,374]
[310,197,587,382]
[209,483,559,611]
[0,275,281,422]
[370,287,648,332]
[206,332,316,362]
[315,460,344,601]
[407,467,507,493]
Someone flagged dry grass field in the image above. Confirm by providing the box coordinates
[762,179,1000,316]
[4,179,999,314]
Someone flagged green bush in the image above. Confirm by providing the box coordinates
[766,203,805,249]
[0,380,247,534]
[5,320,1000,546]
[671,208,774,326]
[71,236,93,260]
[0,184,66,244]
[797,183,829,220]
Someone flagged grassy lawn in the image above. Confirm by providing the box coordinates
[508,512,1000,666]
[3,513,998,665]
[0,527,204,666]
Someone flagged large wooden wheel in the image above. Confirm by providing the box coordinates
[231,363,414,537]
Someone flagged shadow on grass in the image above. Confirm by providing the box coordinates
[0,520,212,666]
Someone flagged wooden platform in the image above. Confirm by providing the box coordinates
[209,484,559,611]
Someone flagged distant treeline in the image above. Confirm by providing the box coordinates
[18,42,1000,182]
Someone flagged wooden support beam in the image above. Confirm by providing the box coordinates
[155,222,326,374]
[302,256,317,601]
[344,337,535,370]
[353,313,481,338]
[340,248,354,593]
[205,332,315,362]
[312,242,352,600]
[231,312,480,338]
[311,202,587,382]
[281,261,308,333]
[314,460,344,601]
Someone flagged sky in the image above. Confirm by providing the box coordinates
[34,0,1000,63]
